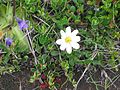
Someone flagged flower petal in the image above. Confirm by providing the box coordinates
[72,30,79,36]
[16,17,29,30]
[60,45,66,51]
[56,39,62,45]
[66,44,72,54]
[71,42,80,49]
[5,38,13,46]
[60,30,66,38]
[16,17,22,23]
[23,22,28,29]
[66,26,71,35]
[72,36,80,42]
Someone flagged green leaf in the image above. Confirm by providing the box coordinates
[70,6,76,12]
[13,60,19,66]
[12,26,29,52]
[61,60,69,72]
[39,35,49,45]
[69,59,75,67]
[51,51,59,56]
[0,44,10,64]
[73,0,78,3]
[57,16,69,28]
[25,0,31,4]
[67,71,73,82]
[91,17,99,26]
[0,4,12,29]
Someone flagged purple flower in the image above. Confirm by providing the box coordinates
[16,17,29,30]
[5,38,13,46]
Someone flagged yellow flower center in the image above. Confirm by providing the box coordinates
[65,36,72,43]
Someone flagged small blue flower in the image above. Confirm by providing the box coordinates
[5,38,13,46]
[16,17,29,30]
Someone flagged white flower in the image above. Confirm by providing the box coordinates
[56,26,80,54]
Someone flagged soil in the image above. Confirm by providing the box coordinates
[0,69,120,90]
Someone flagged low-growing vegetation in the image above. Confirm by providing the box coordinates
[0,0,120,90]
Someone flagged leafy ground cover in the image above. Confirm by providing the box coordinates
[0,0,120,90]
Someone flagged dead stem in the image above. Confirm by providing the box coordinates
[25,29,43,84]
[74,45,98,90]
[60,78,68,89]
